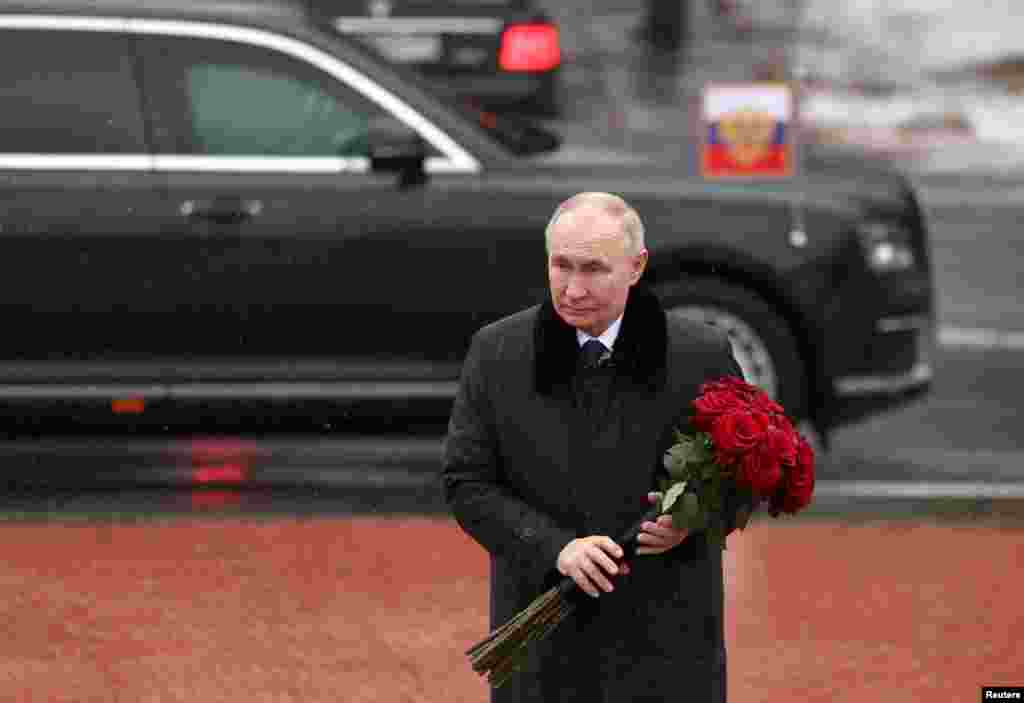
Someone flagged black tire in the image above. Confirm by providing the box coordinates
[653,277,809,421]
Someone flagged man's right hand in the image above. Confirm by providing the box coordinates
[556,536,628,598]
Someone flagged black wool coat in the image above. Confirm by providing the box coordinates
[441,285,747,703]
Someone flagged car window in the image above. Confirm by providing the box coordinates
[186,63,375,156]
[0,29,146,154]
[148,37,431,158]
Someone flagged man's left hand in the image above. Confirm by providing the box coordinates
[635,492,690,555]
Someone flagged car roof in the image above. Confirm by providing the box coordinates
[0,0,310,26]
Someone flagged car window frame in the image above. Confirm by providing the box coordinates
[128,17,480,176]
[0,14,481,175]
[138,34,423,163]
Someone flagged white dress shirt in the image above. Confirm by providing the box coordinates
[576,314,624,352]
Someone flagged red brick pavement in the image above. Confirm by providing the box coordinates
[0,515,1019,702]
[724,519,1022,702]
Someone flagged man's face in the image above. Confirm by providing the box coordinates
[547,206,648,337]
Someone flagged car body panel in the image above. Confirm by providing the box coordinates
[0,0,934,432]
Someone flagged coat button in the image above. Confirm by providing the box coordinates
[520,526,536,539]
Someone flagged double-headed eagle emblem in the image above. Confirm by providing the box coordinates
[716,107,778,166]
[702,83,793,178]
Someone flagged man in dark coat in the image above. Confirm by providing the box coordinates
[442,192,748,702]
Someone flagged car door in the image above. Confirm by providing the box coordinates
[137,30,513,373]
[0,26,193,372]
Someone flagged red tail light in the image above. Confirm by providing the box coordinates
[111,398,145,414]
[499,23,560,72]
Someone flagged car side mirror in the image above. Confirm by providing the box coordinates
[367,116,428,188]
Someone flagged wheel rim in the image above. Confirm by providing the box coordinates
[668,305,779,400]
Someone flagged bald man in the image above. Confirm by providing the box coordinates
[443,192,750,703]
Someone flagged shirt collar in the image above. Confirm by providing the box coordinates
[576,313,624,351]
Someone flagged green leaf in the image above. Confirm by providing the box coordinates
[660,481,687,512]
[683,492,700,520]
[696,436,714,460]
[664,436,704,480]
[671,490,705,530]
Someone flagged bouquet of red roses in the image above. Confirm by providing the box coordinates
[466,375,815,688]
[658,375,816,550]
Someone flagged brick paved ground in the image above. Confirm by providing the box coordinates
[1,514,1019,702]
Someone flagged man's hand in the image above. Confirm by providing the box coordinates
[636,492,690,555]
[556,536,629,598]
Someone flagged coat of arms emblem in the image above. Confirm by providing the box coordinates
[701,83,794,178]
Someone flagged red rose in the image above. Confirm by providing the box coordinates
[779,436,815,513]
[702,377,785,415]
[692,390,746,432]
[751,391,785,416]
[700,376,757,405]
[700,376,754,398]
[737,443,783,496]
[713,444,739,468]
[710,411,770,457]
[762,424,798,468]
[774,414,796,435]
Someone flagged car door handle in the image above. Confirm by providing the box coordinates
[180,198,263,225]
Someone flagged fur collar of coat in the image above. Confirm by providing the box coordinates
[533,284,668,396]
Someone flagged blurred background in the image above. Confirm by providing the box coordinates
[1,1,1021,699]
[3,0,1022,516]
[543,0,1024,175]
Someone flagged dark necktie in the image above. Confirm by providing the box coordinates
[575,339,613,425]
[579,339,609,369]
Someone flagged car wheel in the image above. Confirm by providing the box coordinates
[655,278,809,421]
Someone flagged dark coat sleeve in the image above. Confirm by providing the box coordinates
[441,330,577,575]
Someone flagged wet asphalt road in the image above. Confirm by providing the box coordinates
[828,201,1024,462]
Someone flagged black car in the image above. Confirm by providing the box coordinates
[0,0,933,446]
[315,0,563,115]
